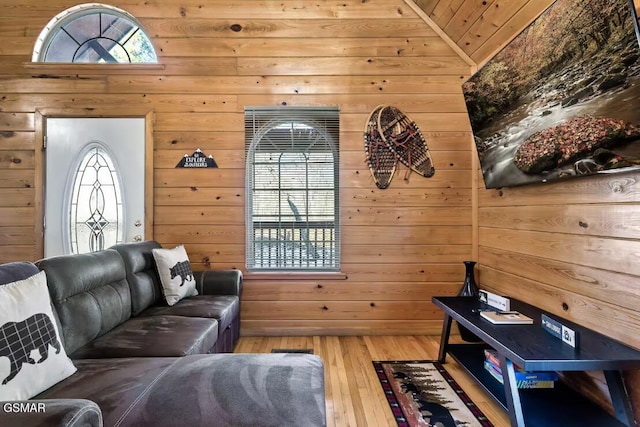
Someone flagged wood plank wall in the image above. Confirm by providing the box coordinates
[445,1,640,420]
[413,0,556,65]
[477,173,640,353]
[0,0,475,336]
[2,0,639,418]
[477,172,640,418]
[412,0,640,418]
[407,0,640,419]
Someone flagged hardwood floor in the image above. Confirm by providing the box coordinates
[234,335,510,427]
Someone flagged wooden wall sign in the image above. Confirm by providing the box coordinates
[175,148,218,168]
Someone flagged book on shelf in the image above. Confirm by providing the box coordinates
[483,359,559,381]
[484,349,513,369]
[480,310,533,325]
[483,361,556,388]
[483,349,559,382]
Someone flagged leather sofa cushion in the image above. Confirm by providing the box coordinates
[110,240,164,316]
[36,354,326,427]
[70,315,218,359]
[35,357,179,427]
[140,295,239,331]
[36,250,132,355]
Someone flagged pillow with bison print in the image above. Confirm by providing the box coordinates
[152,245,198,306]
[0,271,76,400]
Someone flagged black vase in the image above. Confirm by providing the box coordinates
[457,260,482,342]
[458,260,479,299]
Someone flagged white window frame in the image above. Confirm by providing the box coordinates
[32,3,157,63]
[245,107,340,272]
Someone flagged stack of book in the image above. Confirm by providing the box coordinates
[483,349,558,389]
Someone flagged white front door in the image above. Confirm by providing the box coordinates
[44,118,145,257]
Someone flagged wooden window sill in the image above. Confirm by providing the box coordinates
[244,272,347,281]
[23,62,165,74]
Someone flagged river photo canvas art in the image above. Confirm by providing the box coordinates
[463,0,640,189]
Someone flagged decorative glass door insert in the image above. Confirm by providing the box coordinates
[69,144,124,254]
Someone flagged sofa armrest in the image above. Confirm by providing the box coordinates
[0,399,102,427]
[195,269,242,296]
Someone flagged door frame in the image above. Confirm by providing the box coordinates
[34,109,155,259]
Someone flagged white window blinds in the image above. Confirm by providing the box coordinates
[245,107,340,271]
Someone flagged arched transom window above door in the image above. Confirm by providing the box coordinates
[32,3,157,63]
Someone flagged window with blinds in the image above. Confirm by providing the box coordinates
[245,107,340,271]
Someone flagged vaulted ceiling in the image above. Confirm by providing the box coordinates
[411,0,555,66]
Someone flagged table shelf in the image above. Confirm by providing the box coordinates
[433,296,640,427]
[447,343,628,427]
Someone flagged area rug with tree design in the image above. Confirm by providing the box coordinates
[373,360,494,427]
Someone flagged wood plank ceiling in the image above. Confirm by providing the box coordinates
[411,0,555,66]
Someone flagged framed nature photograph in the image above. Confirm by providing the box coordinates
[463,0,640,189]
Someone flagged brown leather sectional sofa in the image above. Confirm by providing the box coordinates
[0,241,326,427]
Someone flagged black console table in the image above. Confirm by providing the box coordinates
[433,296,640,427]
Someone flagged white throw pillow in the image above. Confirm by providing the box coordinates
[0,271,77,400]
[152,245,198,306]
